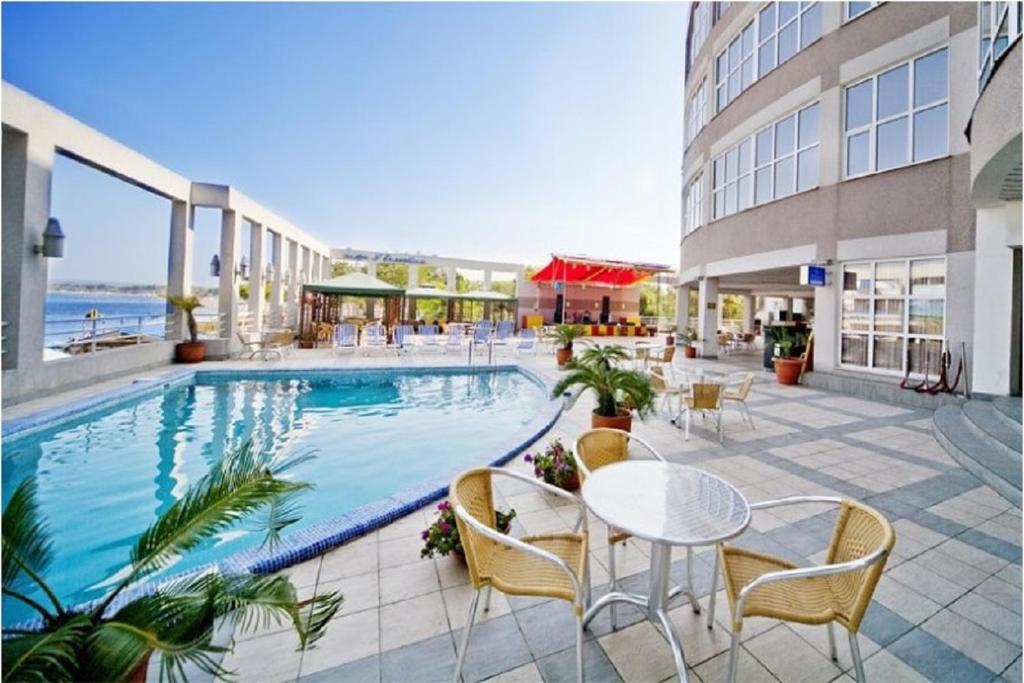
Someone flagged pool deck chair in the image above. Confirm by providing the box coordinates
[711,497,895,683]
[443,325,465,354]
[333,324,357,355]
[418,324,440,351]
[514,328,537,355]
[472,321,493,347]
[362,323,387,354]
[451,467,590,683]
[573,428,701,629]
[492,321,514,348]
[391,324,414,355]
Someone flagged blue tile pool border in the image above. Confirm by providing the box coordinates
[2,362,563,625]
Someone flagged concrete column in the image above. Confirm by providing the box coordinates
[1,130,52,373]
[784,296,794,316]
[716,294,726,331]
[447,266,457,292]
[270,231,283,327]
[302,246,311,284]
[218,210,241,345]
[287,239,299,328]
[698,277,720,358]
[164,200,193,340]
[813,282,837,371]
[249,222,265,332]
[675,285,691,335]
[742,293,755,334]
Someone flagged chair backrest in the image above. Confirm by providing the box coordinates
[690,382,721,410]
[726,372,755,399]
[473,324,491,343]
[335,324,356,344]
[574,428,629,479]
[661,346,676,364]
[649,366,669,392]
[450,468,498,589]
[395,324,413,345]
[365,323,385,341]
[517,328,536,348]
[496,321,514,338]
[447,325,465,340]
[825,500,895,630]
[420,324,437,337]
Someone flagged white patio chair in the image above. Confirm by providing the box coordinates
[418,324,440,351]
[443,324,466,354]
[513,328,537,355]
[333,324,357,355]
[391,324,414,355]
[491,321,514,349]
[362,323,387,354]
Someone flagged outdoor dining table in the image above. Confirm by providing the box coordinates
[582,461,750,683]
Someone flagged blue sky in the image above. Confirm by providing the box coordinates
[4,2,687,287]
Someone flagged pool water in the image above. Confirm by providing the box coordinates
[1,368,550,625]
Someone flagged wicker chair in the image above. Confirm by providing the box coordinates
[681,382,724,443]
[649,366,685,419]
[721,372,755,428]
[710,497,895,683]
[451,467,590,683]
[573,429,701,628]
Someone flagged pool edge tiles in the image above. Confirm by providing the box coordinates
[1,363,562,624]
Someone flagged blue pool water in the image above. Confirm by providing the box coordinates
[1,368,551,626]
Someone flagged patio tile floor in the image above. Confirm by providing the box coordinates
[24,344,1017,682]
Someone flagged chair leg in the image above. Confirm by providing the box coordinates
[849,631,866,683]
[686,546,700,614]
[575,611,585,683]
[827,623,838,661]
[727,622,742,683]
[608,539,618,630]
[482,585,493,613]
[743,402,754,428]
[684,410,691,440]
[453,590,481,683]
[707,548,719,630]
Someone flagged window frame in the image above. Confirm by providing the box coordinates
[842,46,950,180]
[687,78,708,148]
[838,256,948,376]
[978,1,1023,90]
[684,173,705,235]
[844,1,881,22]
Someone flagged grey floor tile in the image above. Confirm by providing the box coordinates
[515,599,592,660]
[888,628,997,682]
[859,601,916,648]
[380,632,456,683]
[536,640,622,683]
[456,614,535,683]
[300,654,380,683]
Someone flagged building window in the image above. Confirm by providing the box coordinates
[755,2,822,86]
[689,2,713,65]
[715,21,755,112]
[845,1,880,21]
[715,1,731,21]
[843,47,949,178]
[685,174,704,234]
[979,2,1023,90]
[840,257,946,374]
[712,101,819,219]
[687,79,708,147]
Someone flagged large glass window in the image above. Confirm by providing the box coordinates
[685,174,704,235]
[840,257,946,374]
[845,1,880,21]
[979,2,1022,89]
[716,21,755,111]
[844,47,949,178]
[687,79,708,148]
[689,2,713,65]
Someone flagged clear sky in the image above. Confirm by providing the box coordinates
[3,2,687,287]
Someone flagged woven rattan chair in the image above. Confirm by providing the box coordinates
[709,497,895,683]
[721,372,755,428]
[681,382,724,443]
[573,429,701,628]
[451,467,590,683]
[650,366,685,419]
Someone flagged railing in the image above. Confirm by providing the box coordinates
[44,314,170,358]
[1,321,8,357]
[194,312,227,339]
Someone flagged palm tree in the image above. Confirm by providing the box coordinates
[1,442,342,683]
[167,295,202,344]
[551,344,656,418]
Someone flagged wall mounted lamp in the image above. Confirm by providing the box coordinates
[35,218,65,258]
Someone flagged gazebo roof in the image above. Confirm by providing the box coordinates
[454,289,516,302]
[303,272,405,297]
[405,287,516,301]
[405,286,457,300]
[531,254,672,287]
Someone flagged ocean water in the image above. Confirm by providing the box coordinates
[1,368,548,625]
[45,292,168,346]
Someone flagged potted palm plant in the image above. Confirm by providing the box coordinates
[1,442,342,683]
[551,344,655,432]
[553,324,585,367]
[772,326,807,385]
[167,295,205,363]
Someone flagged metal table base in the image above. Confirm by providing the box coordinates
[583,544,702,683]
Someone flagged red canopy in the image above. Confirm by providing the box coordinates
[531,254,672,287]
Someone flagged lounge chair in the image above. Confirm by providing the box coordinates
[418,324,440,351]
[333,324,357,354]
[443,325,465,353]
[472,321,493,347]
[491,321,514,348]
[513,328,537,355]
[362,323,387,354]
[451,467,590,683]
[713,498,894,683]
[392,324,414,355]
[236,331,267,360]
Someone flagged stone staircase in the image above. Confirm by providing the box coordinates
[934,396,1022,506]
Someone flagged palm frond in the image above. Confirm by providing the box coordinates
[253,491,306,550]
[293,590,343,648]
[2,479,62,616]
[1,614,90,683]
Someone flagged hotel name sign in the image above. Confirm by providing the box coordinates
[338,249,429,265]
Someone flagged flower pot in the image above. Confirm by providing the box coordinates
[559,472,581,491]
[592,410,632,432]
[128,650,153,683]
[684,346,697,359]
[774,357,803,385]
[556,347,573,367]
[666,335,675,347]
[174,341,205,363]
[298,339,316,349]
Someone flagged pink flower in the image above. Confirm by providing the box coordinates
[438,501,450,512]
[439,522,452,534]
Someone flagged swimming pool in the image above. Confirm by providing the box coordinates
[1,366,558,626]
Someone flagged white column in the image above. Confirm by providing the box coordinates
[716,294,725,331]
[302,246,311,284]
[367,259,377,279]
[698,277,720,358]
[249,222,265,332]
[165,200,193,340]
[813,282,837,371]
[1,130,52,374]
[270,231,283,327]
[287,239,299,328]
[218,210,241,345]
[742,293,755,334]
[447,265,457,292]
[675,285,691,335]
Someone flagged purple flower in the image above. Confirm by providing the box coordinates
[523,454,533,463]
[439,522,452,534]
[421,530,429,540]
[534,467,541,477]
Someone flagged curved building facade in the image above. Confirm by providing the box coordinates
[677,1,1022,396]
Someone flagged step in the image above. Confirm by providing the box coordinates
[992,395,1023,427]
[934,405,1022,507]
[963,400,1023,461]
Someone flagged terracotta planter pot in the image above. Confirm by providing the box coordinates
[560,472,581,491]
[684,346,697,359]
[774,357,803,385]
[174,342,205,363]
[666,335,675,347]
[298,339,316,349]
[556,347,573,367]
[591,410,632,432]
[128,651,153,683]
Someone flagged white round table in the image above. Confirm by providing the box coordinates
[582,461,750,683]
